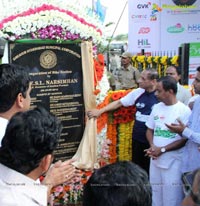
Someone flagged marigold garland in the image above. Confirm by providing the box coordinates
[118,122,134,161]
[131,55,179,77]
[107,123,117,163]
[104,90,136,163]
[93,53,105,89]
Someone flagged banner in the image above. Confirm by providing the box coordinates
[189,42,200,85]
[128,0,200,55]
[128,0,161,54]
[9,40,84,162]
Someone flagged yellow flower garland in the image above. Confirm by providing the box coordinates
[118,121,134,161]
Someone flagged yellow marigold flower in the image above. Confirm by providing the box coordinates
[147,56,153,64]
[137,55,146,63]
[153,56,160,64]
[160,56,168,66]
[132,55,137,62]
[171,55,179,66]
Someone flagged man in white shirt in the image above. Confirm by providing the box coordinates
[0,63,77,201]
[145,76,191,206]
[166,65,192,105]
[0,107,62,206]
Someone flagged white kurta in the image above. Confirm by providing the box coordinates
[0,163,47,206]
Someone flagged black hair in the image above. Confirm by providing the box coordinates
[0,106,62,174]
[0,63,31,113]
[146,68,159,80]
[83,161,152,206]
[196,66,200,72]
[157,76,177,94]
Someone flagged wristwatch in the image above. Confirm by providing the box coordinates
[161,147,166,153]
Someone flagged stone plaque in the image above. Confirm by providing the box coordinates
[9,41,85,162]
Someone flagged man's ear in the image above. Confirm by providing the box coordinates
[40,154,53,173]
[169,89,174,94]
[16,93,24,109]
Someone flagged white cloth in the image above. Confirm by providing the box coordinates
[146,101,191,168]
[150,157,183,206]
[0,163,47,206]
[181,96,200,173]
[0,117,8,146]
[176,83,192,105]
[120,88,145,106]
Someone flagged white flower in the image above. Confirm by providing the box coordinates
[0,0,104,43]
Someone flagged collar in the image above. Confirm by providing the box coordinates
[0,163,47,205]
[122,64,132,71]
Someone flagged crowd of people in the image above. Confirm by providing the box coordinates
[0,57,200,206]
[88,55,200,206]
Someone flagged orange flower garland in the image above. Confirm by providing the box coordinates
[107,123,117,163]
[105,90,136,163]
[93,53,105,90]
[93,54,136,163]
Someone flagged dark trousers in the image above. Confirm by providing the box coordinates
[132,139,150,175]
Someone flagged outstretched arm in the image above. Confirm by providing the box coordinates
[87,99,122,119]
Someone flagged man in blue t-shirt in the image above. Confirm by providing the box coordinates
[87,68,159,174]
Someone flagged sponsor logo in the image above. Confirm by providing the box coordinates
[131,14,147,20]
[188,24,200,33]
[190,44,200,57]
[137,2,151,9]
[150,3,162,21]
[138,27,150,34]
[167,23,184,33]
[137,39,151,48]
[162,4,197,10]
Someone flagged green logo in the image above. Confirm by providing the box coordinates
[154,115,159,120]
[154,127,175,139]
[167,23,184,33]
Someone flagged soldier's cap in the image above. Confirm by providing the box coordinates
[120,52,133,58]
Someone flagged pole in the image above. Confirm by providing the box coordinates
[110,1,128,42]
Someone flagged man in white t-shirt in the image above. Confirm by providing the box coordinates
[145,76,191,206]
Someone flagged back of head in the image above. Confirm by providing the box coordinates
[157,76,177,94]
[0,106,62,174]
[83,161,152,206]
[0,63,30,113]
[146,68,159,80]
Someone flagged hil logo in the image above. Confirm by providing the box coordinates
[137,39,151,46]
